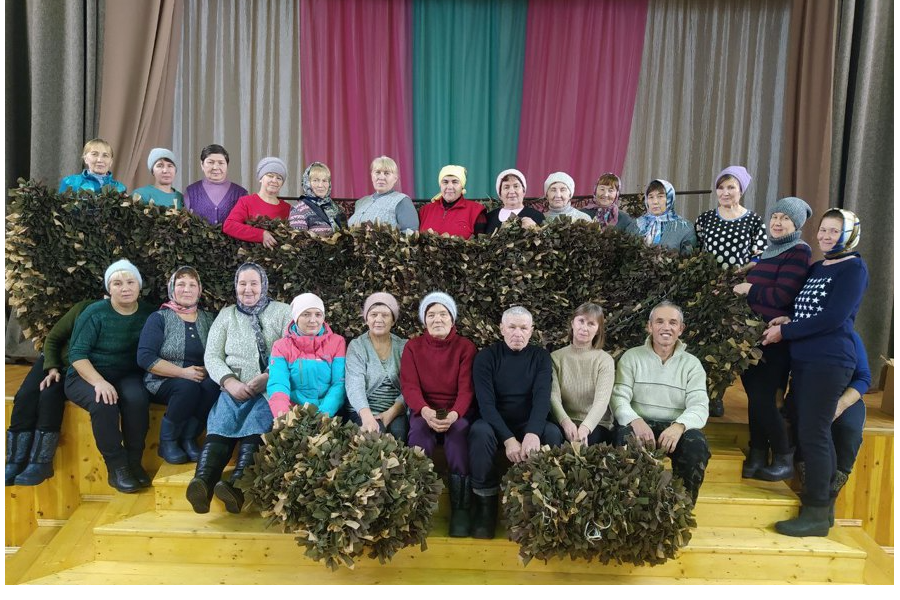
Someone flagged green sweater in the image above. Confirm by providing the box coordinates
[609,337,709,431]
[549,345,615,432]
[42,299,96,372]
[66,299,155,375]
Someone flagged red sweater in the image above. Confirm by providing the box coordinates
[400,327,476,416]
[223,193,291,243]
[418,197,486,239]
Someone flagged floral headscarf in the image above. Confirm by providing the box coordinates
[160,266,202,315]
[301,162,342,231]
[234,262,272,372]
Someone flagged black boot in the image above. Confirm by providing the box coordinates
[214,442,257,514]
[5,430,34,486]
[470,492,498,539]
[742,447,768,479]
[180,417,203,462]
[127,451,152,488]
[828,470,850,526]
[775,504,830,537]
[757,451,794,481]
[186,441,231,514]
[107,463,141,494]
[448,473,472,537]
[158,416,188,464]
[15,431,60,486]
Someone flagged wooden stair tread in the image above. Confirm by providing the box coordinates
[695,481,800,505]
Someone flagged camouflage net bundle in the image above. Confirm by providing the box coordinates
[239,404,443,570]
[501,440,697,566]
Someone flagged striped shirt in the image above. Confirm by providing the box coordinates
[745,244,811,322]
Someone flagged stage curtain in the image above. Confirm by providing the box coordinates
[516,0,648,197]
[98,0,183,192]
[173,0,302,195]
[830,0,894,375]
[621,0,791,221]
[412,0,527,199]
[300,0,415,199]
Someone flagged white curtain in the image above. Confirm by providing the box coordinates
[621,0,792,221]
[172,0,302,195]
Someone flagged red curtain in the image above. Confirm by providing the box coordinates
[516,0,648,196]
[299,0,415,198]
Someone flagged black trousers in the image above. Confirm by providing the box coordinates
[65,369,149,469]
[8,355,67,432]
[624,419,711,504]
[468,418,564,494]
[150,376,219,424]
[741,341,792,455]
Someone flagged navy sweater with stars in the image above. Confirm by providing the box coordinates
[781,255,868,369]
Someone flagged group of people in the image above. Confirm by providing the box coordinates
[6,140,867,541]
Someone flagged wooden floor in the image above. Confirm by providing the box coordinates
[4,363,895,584]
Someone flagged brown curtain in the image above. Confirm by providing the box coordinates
[97,0,183,191]
[780,0,838,250]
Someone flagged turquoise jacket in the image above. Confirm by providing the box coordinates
[59,170,126,194]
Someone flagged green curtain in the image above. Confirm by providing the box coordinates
[412,0,527,200]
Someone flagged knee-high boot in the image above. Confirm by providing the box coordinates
[5,430,34,485]
[214,441,257,514]
[186,441,231,514]
[470,492,498,539]
[15,430,60,486]
[448,473,472,537]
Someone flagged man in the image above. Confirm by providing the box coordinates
[610,301,710,503]
[469,306,564,538]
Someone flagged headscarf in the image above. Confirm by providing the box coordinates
[822,208,861,259]
[234,262,272,372]
[593,173,622,228]
[431,165,468,202]
[160,266,202,315]
[301,162,342,231]
[634,179,680,245]
[760,197,812,260]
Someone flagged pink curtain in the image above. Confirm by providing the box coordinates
[516,0,648,196]
[300,0,415,198]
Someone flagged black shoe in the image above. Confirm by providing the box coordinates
[15,431,60,486]
[470,493,498,539]
[127,454,152,488]
[757,452,794,481]
[180,417,203,462]
[186,441,231,514]
[5,430,34,486]
[448,473,472,537]
[158,417,188,464]
[108,465,141,494]
[775,504,830,537]
[742,447,768,479]
[708,397,725,418]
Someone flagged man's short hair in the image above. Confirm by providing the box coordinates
[648,300,684,323]
[501,306,533,324]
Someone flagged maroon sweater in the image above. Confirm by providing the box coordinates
[400,327,477,416]
[745,244,811,322]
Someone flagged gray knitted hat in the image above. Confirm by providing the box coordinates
[418,291,457,324]
[256,156,287,181]
[147,148,177,173]
[767,196,812,230]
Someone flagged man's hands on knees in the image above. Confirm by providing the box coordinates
[629,418,656,449]
[657,422,685,454]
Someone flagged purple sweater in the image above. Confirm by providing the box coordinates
[745,244,811,322]
[184,180,248,225]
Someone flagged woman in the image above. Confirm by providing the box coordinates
[223,157,291,248]
[592,172,632,231]
[64,260,155,493]
[627,178,696,256]
[267,293,347,418]
[133,148,184,208]
[6,299,95,486]
[732,197,812,480]
[761,208,868,537]
[550,302,616,446]
[58,138,127,194]
[695,166,767,268]
[484,169,544,234]
[400,292,477,537]
[543,172,590,223]
[344,293,408,440]
[288,162,346,235]
[418,165,487,239]
[186,263,291,514]
[137,267,218,464]
[347,156,418,233]
[184,144,248,225]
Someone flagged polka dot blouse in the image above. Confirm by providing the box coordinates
[695,209,767,268]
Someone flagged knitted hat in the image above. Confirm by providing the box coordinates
[256,156,287,181]
[362,292,400,320]
[767,196,812,230]
[822,208,861,258]
[495,169,527,197]
[147,148,177,173]
[290,293,325,323]
[104,259,142,291]
[544,172,575,196]
[418,291,457,324]
[714,165,752,193]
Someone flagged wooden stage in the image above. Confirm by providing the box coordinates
[4,364,894,584]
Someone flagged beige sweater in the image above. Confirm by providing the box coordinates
[549,345,615,432]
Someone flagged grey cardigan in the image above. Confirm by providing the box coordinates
[345,332,407,414]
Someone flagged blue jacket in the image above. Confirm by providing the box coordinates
[59,170,126,194]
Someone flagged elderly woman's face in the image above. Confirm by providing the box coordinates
[716,177,742,210]
[547,182,572,210]
[768,212,796,238]
[595,183,618,208]
[646,190,667,216]
[366,304,394,336]
[236,269,262,306]
[309,170,330,199]
[173,275,200,307]
[571,314,599,349]
[441,176,463,203]
[296,308,324,335]
[816,216,843,253]
[84,146,113,176]
[499,177,525,209]
[108,272,140,307]
[153,159,176,187]
[425,304,452,339]
[201,153,228,183]
[259,172,284,197]
[371,167,398,194]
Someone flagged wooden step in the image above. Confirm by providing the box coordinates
[91,510,868,583]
